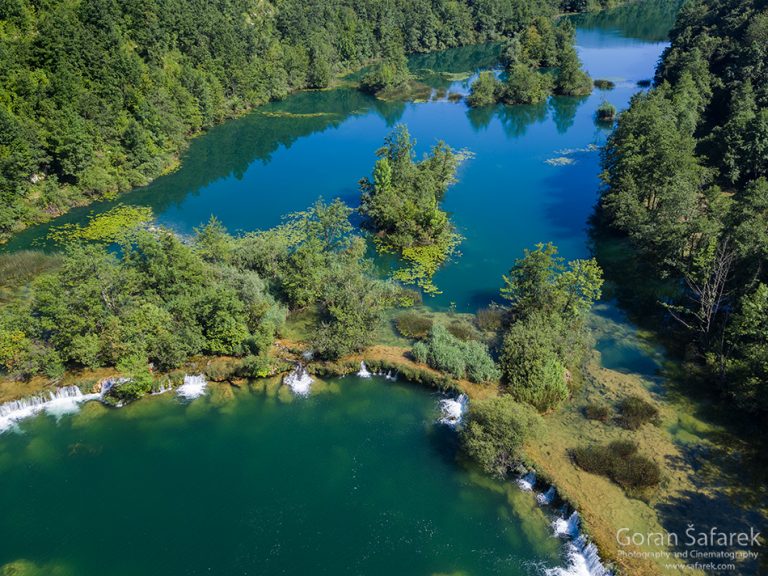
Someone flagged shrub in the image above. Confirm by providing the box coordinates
[411,341,429,364]
[596,101,616,122]
[499,64,553,105]
[593,79,616,90]
[583,402,611,422]
[618,396,659,429]
[446,320,477,341]
[395,311,433,339]
[500,315,569,412]
[461,396,540,476]
[637,79,652,87]
[475,306,505,332]
[413,324,500,383]
[467,71,501,107]
[571,440,661,490]
[205,358,241,382]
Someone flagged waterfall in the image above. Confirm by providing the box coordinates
[176,374,208,400]
[384,370,397,381]
[547,511,612,576]
[517,471,537,491]
[357,361,372,378]
[0,386,100,434]
[545,535,611,576]
[284,364,313,396]
[438,393,468,427]
[537,486,557,506]
[553,511,581,538]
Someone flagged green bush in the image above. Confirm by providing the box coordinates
[395,312,433,339]
[462,396,540,476]
[500,314,569,412]
[618,396,659,430]
[499,64,553,105]
[475,306,505,332]
[571,440,661,490]
[446,320,477,341]
[596,101,616,122]
[593,79,616,90]
[467,71,501,107]
[583,402,611,422]
[413,324,500,383]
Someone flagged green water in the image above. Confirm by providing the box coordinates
[0,377,561,575]
[0,3,686,575]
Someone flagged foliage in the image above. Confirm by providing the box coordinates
[617,395,659,430]
[501,242,603,321]
[412,324,500,383]
[593,79,616,90]
[500,64,553,105]
[497,243,602,412]
[571,440,661,490]
[360,125,467,294]
[467,72,501,107]
[596,101,616,121]
[500,313,569,411]
[461,396,540,477]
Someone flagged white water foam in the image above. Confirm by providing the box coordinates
[284,364,313,396]
[0,386,100,434]
[357,361,372,378]
[438,393,468,427]
[546,535,610,576]
[176,374,208,400]
[547,511,612,576]
[537,486,557,506]
[517,471,537,491]
[553,511,581,538]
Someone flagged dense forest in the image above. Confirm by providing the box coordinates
[0,0,596,242]
[598,0,768,412]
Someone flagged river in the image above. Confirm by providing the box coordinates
[0,3,685,575]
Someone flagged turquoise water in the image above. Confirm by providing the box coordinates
[4,3,670,313]
[0,377,561,575]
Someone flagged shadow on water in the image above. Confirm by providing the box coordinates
[2,89,407,252]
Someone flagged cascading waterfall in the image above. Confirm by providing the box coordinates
[553,511,581,538]
[284,363,313,396]
[516,470,537,491]
[438,393,468,427]
[0,385,100,434]
[357,362,372,378]
[537,486,557,505]
[176,374,208,400]
[547,511,612,576]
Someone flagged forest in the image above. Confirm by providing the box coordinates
[598,0,768,413]
[0,0,603,242]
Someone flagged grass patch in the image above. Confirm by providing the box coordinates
[618,395,659,430]
[394,311,433,339]
[572,440,661,491]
